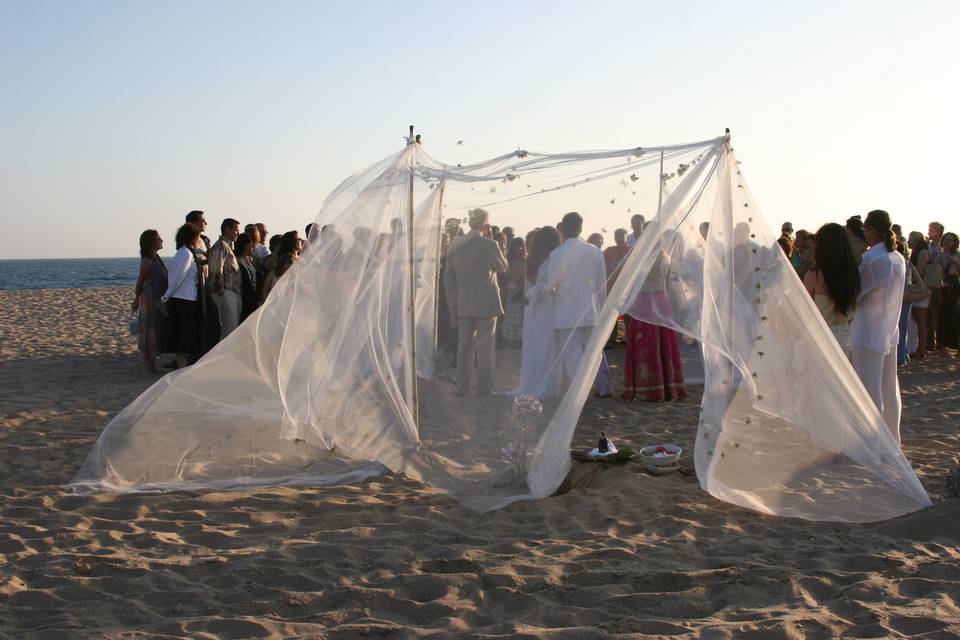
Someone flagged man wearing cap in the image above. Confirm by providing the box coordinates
[781,222,794,240]
[444,218,463,241]
[442,208,509,395]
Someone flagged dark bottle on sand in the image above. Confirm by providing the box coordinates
[598,432,609,454]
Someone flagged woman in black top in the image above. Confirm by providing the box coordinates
[234,233,259,322]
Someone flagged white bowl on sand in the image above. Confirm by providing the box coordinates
[639,444,682,469]
[644,461,681,475]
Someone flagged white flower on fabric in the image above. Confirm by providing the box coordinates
[501,440,531,474]
[512,395,543,416]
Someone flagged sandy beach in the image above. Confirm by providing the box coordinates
[1,286,958,639]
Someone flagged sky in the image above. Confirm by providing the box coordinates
[1,0,958,259]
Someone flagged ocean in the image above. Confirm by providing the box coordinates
[0,257,166,291]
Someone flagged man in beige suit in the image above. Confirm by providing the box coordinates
[442,208,509,395]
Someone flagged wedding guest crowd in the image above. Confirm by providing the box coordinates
[132,201,960,444]
[793,214,960,366]
[441,210,677,403]
[132,211,306,372]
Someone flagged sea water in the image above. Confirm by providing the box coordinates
[0,258,159,291]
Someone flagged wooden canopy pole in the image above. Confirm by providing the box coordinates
[406,125,420,428]
[433,181,446,376]
[657,147,665,216]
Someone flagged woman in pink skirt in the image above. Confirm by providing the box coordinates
[622,250,687,402]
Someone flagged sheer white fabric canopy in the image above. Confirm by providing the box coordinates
[68,132,931,522]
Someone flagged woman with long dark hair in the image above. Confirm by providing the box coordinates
[161,224,203,369]
[260,231,301,303]
[803,223,860,359]
[516,226,562,398]
[850,210,907,443]
[277,230,300,259]
[501,237,527,346]
[907,231,931,359]
[846,215,866,264]
[133,229,168,372]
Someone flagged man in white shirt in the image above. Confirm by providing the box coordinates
[850,210,906,443]
[254,223,270,259]
[548,212,613,397]
[625,214,646,248]
[928,221,944,256]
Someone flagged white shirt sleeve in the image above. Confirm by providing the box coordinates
[162,247,193,302]
[595,248,607,307]
[526,262,552,304]
[546,246,561,294]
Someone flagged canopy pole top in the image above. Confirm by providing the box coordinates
[406,125,421,146]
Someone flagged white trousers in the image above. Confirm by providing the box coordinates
[852,347,901,445]
[212,290,242,339]
[556,326,612,396]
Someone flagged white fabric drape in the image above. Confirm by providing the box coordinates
[68,136,931,522]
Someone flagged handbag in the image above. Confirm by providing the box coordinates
[128,312,140,336]
[923,253,945,288]
[904,263,930,303]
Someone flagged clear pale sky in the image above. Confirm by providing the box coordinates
[1,0,957,259]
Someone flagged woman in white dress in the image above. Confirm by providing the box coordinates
[803,223,860,361]
[850,210,907,443]
[516,226,562,399]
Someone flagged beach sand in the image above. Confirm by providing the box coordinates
[1,286,958,639]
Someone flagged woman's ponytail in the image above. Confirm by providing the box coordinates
[864,209,895,253]
[883,229,896,252]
